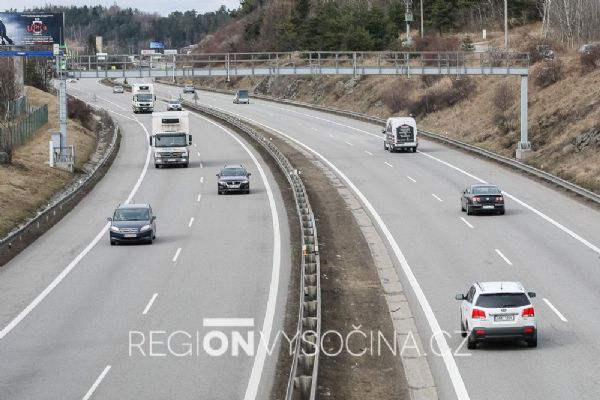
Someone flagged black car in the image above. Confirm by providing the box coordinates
[217,164,251,194]
[461,184,505,215]
[108,204,156,245]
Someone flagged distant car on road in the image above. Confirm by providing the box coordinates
[113,85,124,94]
[216,164,251,194]
[183,85,195,94]
[233,89,250,104]
[167,99,182,111]
[67,78,77,83]
[456,281,537,349]
[108,204,156,245]
[461,184,505,215]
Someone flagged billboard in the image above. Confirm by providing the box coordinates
[149,41,164,49]
[0,12,64,46]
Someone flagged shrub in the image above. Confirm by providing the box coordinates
[533,59,564,88]
[68,97,94,130]
[414,35,459,52]
[381,79,414,113]
[406,77,476,116]
[580,45,600,74]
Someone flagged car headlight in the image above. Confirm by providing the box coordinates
[140,224,152,232]
[241,179,249,184]
[218,180,227,185]
[110,226,120,233]
[155,153,162,157]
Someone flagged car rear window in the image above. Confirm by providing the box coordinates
[475,293,530,308]
[472,186,501,195]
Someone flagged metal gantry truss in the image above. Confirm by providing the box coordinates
[66,51,531,156]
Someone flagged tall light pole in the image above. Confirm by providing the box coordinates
[420,0,424,38]
[504,0,508,49]
[405,0,413,46]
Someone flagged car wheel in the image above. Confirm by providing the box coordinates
[467,333,477,350]
[245,189,250,194]
[384,142,388,150]
[461,201,465,212]
[155,164,159,169]
[527,336,537,348]
[499,208,505,215]
[147,237,153,245]
[412,147,417,153]
[466,205,473,215]
[218,190,222,195]
[460,319,467,338]
[110,239,116,246]
[184,163,189,168]
[389,146,395,153]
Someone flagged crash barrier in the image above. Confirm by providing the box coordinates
[179,98,321,400]
[0,122,120,266]
[0,104,48,148]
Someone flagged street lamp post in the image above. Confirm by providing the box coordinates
[420,0,424,38]
[504,0,508,49]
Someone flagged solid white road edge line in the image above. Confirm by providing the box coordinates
[198,107,471,400]
[82,365,111,400]
[142,293,158,315]
[190,112,282,400]
[172,248,182,262]
[0,102,152,340]
[460,217,474,229]
[543,298,568,322]
[494,249,513,266]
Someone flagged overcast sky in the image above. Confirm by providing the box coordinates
[7,1,241,15]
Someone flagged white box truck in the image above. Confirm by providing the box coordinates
[383,116,418,153]
[132,83,155,113]
[150,111,192,168]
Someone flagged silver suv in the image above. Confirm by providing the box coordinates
[455,281,537,349]
[217,164,251,195]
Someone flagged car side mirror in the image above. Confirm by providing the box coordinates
[107,217,112,221]
[188,134,192,145]
[216,174,220,177]
[381,129,386,134]
[528,292,536,298]
[149,136,153,146]
[247,173,251,176]
[154,95,157,101]
[455,294,466,301]
[152,216,156,221]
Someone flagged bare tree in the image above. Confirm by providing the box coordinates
[0,58,20,119]
[542,0,600,46]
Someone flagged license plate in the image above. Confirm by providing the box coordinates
[495,315,514,322]
[168,158,176,162]
[483,205,494,209]
[124,234,137,238]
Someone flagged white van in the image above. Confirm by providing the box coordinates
[383,117,418,153]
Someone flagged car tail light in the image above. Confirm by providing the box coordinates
[522,307,535,317]
[524,327,535,334]
[475,329,486,335]
[473,196,480,203]
[496,196,504,202]
[472,309,486,319]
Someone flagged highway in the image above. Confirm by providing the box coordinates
[0,79,292,399]
[155,82,600,400]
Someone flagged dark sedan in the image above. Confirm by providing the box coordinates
[108,204,156,245]
[217,164,251,194]
[461,184,505,215]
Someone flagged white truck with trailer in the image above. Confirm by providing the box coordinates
[383,116,418,153]
[132,83,155,113]
[150,112,192,168]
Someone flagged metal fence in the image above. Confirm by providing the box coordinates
[0,104,48,148]
[3,96,28,119]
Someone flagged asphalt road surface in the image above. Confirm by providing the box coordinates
[155,82,600,400]
[0,79,292,400]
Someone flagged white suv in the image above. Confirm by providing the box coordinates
[455,282,537,349]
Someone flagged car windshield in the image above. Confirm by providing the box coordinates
[113,208,149,221]
[472,186,501,195]
[169,100,180,104]
[155,134,187,147]
[476,293,530,308]
[115,86,122,90]
[238,91,248,98]
[221,168,246,176]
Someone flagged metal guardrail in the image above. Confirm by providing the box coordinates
[0,122,120,264]
[178,98,322,400]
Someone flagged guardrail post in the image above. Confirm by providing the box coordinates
[516,74,531,160]
[353,52,357,79]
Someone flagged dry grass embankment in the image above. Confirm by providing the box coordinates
[0,86,97,237]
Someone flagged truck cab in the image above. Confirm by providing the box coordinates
[132,83,155,113]
[150,111,192,168]
[383,117,418,153]
[233,89,250,104]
